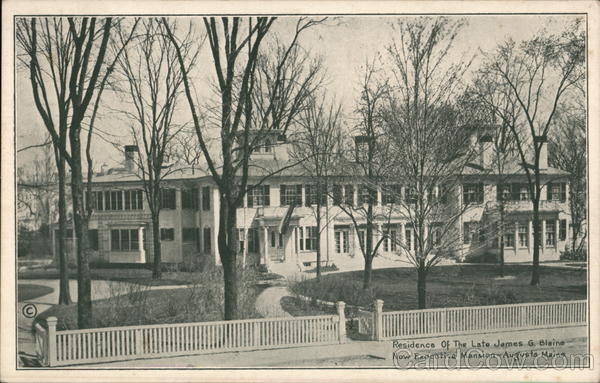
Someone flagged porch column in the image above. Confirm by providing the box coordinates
[528,220,533,255]
[242,228,249,268]
[541,219,546,252]
[514,221,519,254]
[138,226,146,263]
[263,226,270,267]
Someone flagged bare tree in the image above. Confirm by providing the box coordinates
[17,17,137,328]
[382,17,477,309]
[165,17,324,319]
[473,20,584,285]
[289,94,343,280]
[329,62,396,289]
[549,85,586,256]
[114,19,198,279]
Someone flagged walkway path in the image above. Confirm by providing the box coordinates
[254,286,292,318]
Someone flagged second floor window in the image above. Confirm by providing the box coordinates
[358,184,378,205]
[382,184,401,205]
[181,188,199,210]
[202,186,211,211]
[124,190,143,210]
[280,184,302,206]
[160,228,175,241]
[247,185,270,207]
[160,188,176,209]
[463,183,483,204]
[305,184,327,206]
[547,183,566,202]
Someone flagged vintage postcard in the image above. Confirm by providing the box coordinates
[1,1,599,382]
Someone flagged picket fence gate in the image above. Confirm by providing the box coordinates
[371,299,587,340]
[35,302,346,367]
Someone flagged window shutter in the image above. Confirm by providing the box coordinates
[264,185,270,206]
[560,183,566,202]
[546,183,553,201]
[280,185,286,205]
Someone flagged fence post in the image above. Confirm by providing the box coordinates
[253,321,260,348]
[46,316,57,367]
[373,299,384,341]
[135,329,143,355]
[336,301,346,343]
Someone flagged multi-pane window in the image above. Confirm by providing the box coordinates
[405,226,413,251]
[429,225,441,247]
[333,184,354,206]
[358,184,377,205]
[519,185,530,201]
[124,190,143,210]
[503,233,515,248]
[358,230,366,252]
[383,227,398,252]
[334,229,349,253]
[111,229,139,251]
[518,223,529,248]
[203,227,211,253]
[405,187,418,204]
[546,220,556,247]
[160,188,176,209]
[182,228,198,242]
[463,183,483,204]
[280,184,302,206]
[559,219,567,241]
[181,188,199,210]
[382,184,401,205]
[86,191,105,211]
[105,190,124,210]
[160,228,175,241]
[247,229,259,253]
[304,226,318,251]
[547,183,567,202]
[247,185,270,207]
[496,184,512,202]
[304,184,327,206]
[202,186,211,211]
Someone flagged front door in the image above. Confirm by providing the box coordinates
[269,228,285,262]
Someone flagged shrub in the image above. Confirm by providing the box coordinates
[290,276,379,309]
[560,247,587,261]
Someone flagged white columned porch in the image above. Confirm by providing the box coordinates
[263,226,270,268]
[138,226,146,263]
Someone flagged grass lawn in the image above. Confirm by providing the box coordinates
[18,284,54,301]
[35,284,267,331]
[292,264,587,311]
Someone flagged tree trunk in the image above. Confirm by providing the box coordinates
[363,255,373,289]
[315,205,321,281]
[56,153,72,305]
[530,196,541,286]
[219,195,239,320]
[151,211,162,279]
[69,142,92,329]
[417,265,427,309]
[499,204,505,278]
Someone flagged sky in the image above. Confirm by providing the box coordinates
[15,14,582,170]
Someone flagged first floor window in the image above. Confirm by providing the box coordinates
[503,233,515,248]
[304,226,318,251]
[559,219,567,241]
[160,228,175,241]
[203,227,211,253]
[405,227,413,251]
[518,223,529,248]
[383,228,398,252]
[546,220,556,247]
[335,230,349,253]
[111,229,139,251]
[357,230,366,252]
[463,222,477,244]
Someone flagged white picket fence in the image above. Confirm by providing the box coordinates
[372,300,587,340]
[35,302,346,367]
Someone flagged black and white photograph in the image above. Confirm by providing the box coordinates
[1,1,598,382]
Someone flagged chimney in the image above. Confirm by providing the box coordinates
[124,145,138,172]
[534,135,548,169]
[478,133,493,169]
[100,163,109,175]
